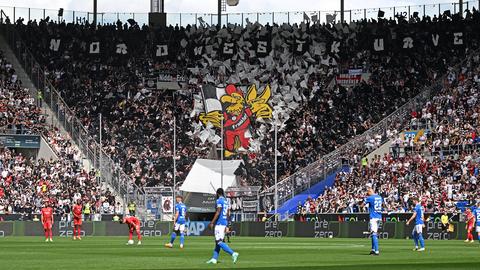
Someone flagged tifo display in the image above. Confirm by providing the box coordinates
[1,1,480,269]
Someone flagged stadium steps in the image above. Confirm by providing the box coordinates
[276,165,350,215]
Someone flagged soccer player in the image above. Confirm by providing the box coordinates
[206,188,239,264]
[165,195,187,249]
[362,187,383,255]
[406,197,425,251]
[41,201,54,242]
[119,216,142,245]
[465,208,475,243]
[72,199,83,240]
[473,201,480,244]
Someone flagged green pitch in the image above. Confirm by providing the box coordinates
[1,237,479,269]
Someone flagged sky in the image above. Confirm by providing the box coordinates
[0,0,461,13]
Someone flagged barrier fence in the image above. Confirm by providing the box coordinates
[0,221,468,240]
[0,1,479,27]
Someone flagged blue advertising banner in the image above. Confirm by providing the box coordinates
[186,221,213,236]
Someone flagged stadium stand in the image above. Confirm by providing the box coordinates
[9,10,480,195]
[308,50,480,214]
[0,50,114,215]
[0,50,46,134]
[399,54,480,157]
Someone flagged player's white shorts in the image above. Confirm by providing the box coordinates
[174,223,185,232]
[476,226,480,233]
[413,224,424,234]
[369,218,380,233]
[214,225,226,241]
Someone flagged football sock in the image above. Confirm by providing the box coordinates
[212,244,220,260]
[372,234,379,252]
[180,232,185,245]
[170,232,177,244]
[219,241,234,255]
[413,231,419,247]
[418,233,425,248]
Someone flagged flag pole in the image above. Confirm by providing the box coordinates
[221,116,224,190]
[173,115,177,221]
[274,114,278,221]
[99,113,102,184]
[173,116,177,196]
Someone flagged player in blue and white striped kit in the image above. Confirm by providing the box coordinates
[363,187,383,255]
[206,188,239,264]
[165,195,187,249]
[406,197,425,251]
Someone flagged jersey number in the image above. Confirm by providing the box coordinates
[374,200,382,211]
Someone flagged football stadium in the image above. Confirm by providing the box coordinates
[1,0,480,269]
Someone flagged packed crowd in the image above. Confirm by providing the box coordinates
[0,51,115,215]
[395,53,480,156]
[0,148,115,216]
[0,51,46,134]
[308,152,478,214]
[10,10,480,191]
[305,50,480,214]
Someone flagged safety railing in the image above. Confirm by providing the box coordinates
[0,23,144,206]
[0,1,478,27]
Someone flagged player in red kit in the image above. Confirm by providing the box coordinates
[465,208,475,243]
[41,202,54,242]
[72,200,83,240]
[119,216,142,245]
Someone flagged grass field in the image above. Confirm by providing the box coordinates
[1,236,480,269]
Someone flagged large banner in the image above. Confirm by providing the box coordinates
[0,214,119,221]
[228,195,258,213]
[199,84,273,157]
[23,221,94,237]
[0,222,14,237]
[10,221,169,237]
[42,30,470,60]
[186,221,213,236]
[246,221,289,237]
[103,221,169,237]
[404,221,459,240]
[184,192,217,213]
[296,213,460,222]
[345,221,396,239]
[0,221,464,239]
[294,220,340,238]
[259,193,275,213]
[335,74,362,87]
[161,196,173,213]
